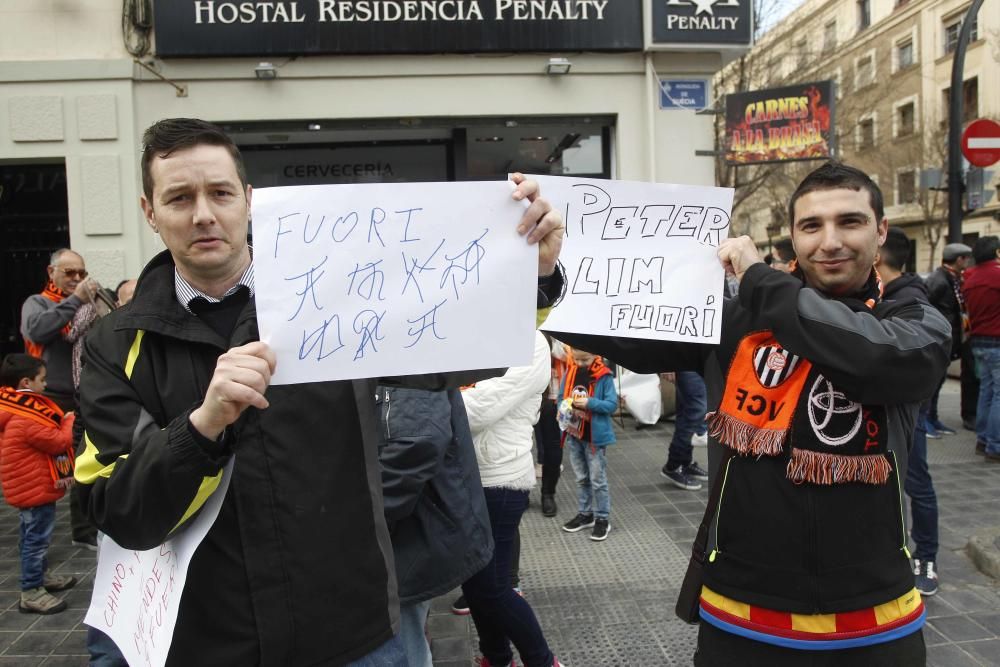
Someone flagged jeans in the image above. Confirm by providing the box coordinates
[86,626,128,667]
[667,371,708,469]
[398,601,432,667]
[534,399,563,495]
[905,403,938,562]
[19,503,55,590]
[345,633,408,667]
[973,345,1000,454]
[462,487,553,667]
[566,436,610,520]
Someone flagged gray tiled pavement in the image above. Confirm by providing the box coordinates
[1,379,998,666]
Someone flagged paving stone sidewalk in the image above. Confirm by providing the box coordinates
[0,380,997,666]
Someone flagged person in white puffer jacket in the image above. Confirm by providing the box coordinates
[457,330,565,667]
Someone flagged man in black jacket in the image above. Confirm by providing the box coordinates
[552,163,951,665]
[925,242,976,434]
[75,118,564,666]
[878,226,941,596]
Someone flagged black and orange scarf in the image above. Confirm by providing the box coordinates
[706,269,893,486]
[24,281,71,359]
[0,387,75,488]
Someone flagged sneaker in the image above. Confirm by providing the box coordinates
[72,537,98,552]
[19,587,66,615]
[450,594,470,616]
[661,465,702,491]
[924,422,942,439]
[683,462,710,481]
[541,493,557,517]
[691,432,708,447]
[929,419,957,436]
[473,658,517,667]
[913,559,939,596]
[43,572,77,593]
[590,518,611,541]
[562,513,595,533]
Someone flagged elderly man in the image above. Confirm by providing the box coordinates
[20,248,100,550]
[76,118,564,666]
[552,162,950,664]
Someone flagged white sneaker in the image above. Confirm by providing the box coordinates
[692,432,708,447]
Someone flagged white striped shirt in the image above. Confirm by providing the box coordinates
[174,255,255,313]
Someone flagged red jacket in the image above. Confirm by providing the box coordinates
[0,402,75,509]
[963,261,1000,338]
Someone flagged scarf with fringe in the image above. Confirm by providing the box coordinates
[706,268,893,486]
[0,388,75,489]
[24,281,71,359]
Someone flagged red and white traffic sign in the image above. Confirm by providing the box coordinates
[962,119,1000,168]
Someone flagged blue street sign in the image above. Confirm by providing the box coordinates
[659,79,708,110]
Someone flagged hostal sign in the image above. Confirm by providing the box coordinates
[152,0,644,56]
[652,0,752,47]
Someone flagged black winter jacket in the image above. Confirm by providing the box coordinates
[925,266,964,359]
[76,251,505,666]
[375,386,493,604]
[552,263,951,615]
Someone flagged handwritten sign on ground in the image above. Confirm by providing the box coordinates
[85,460,234,667]
[251,182,537,384]
[536,175,733,344]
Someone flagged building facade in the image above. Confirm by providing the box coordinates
[715,0,1000,272]
[0,0,753,357]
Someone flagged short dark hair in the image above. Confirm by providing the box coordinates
[788,162,884,229]
[0,354,45,389]
[773,237,796,263]
[141,118,247,201]
[971,235,1000,265]
[879,227,911,271]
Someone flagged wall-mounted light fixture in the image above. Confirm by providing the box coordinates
[545,57,572,75]
[254,62,278,80]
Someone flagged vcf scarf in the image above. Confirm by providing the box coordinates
[24,281,71,360]
[706,268,893,486]
[0,388,75,489]
[560,356,612,444]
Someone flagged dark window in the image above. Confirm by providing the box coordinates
[824,21,837,51]
[944,16,978,54]
[858,0,871,30]
[897,39,913,68]
[898,103,915,136]
[897,171,916,204]
[942,77,979,125]
[859,118,875,149]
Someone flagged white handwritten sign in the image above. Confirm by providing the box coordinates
[251,182,538,384]
[85,460,234,667]
[536,175,733,344]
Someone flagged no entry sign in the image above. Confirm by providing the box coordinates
[962,119,1000,167]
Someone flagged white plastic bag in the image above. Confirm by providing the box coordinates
[618,370,662,425]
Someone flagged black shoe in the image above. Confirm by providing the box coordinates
[683,462,710,481]
[562,513,595,533]
[72,537,98,552]
[590,518,611,541]
[976,441,986,455]
[541,494,557,517]
[451,594,470,616]
[963,418,976,431]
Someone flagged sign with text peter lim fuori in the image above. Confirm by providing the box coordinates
[536,175,732,345]
[725,81,835,165]
[152,0,643,56]
[652,0,752,47]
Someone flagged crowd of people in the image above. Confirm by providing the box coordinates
[0,117,997,667]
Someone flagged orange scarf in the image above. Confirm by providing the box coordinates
[24,281,71,359]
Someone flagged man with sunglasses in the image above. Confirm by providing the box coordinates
[20,248,102,550]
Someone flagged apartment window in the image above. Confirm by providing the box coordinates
[944,15,979,55]
[897,39,914,68]
[897,102,915,136]
[897,171,916,204]
[942,77,980,125]
[855,54,874,89]
[858,0,871,31]
[823,21,837,51]
[859,118,875,149]
[796,38,809,67]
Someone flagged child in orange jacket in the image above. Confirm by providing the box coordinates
[0,354,77,614]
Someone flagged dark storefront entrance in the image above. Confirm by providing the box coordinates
[0,163,71,360]
[226,115,613,188]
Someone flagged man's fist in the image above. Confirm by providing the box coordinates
[189,342,277,440]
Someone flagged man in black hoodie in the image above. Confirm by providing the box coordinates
[877,226,941,596]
